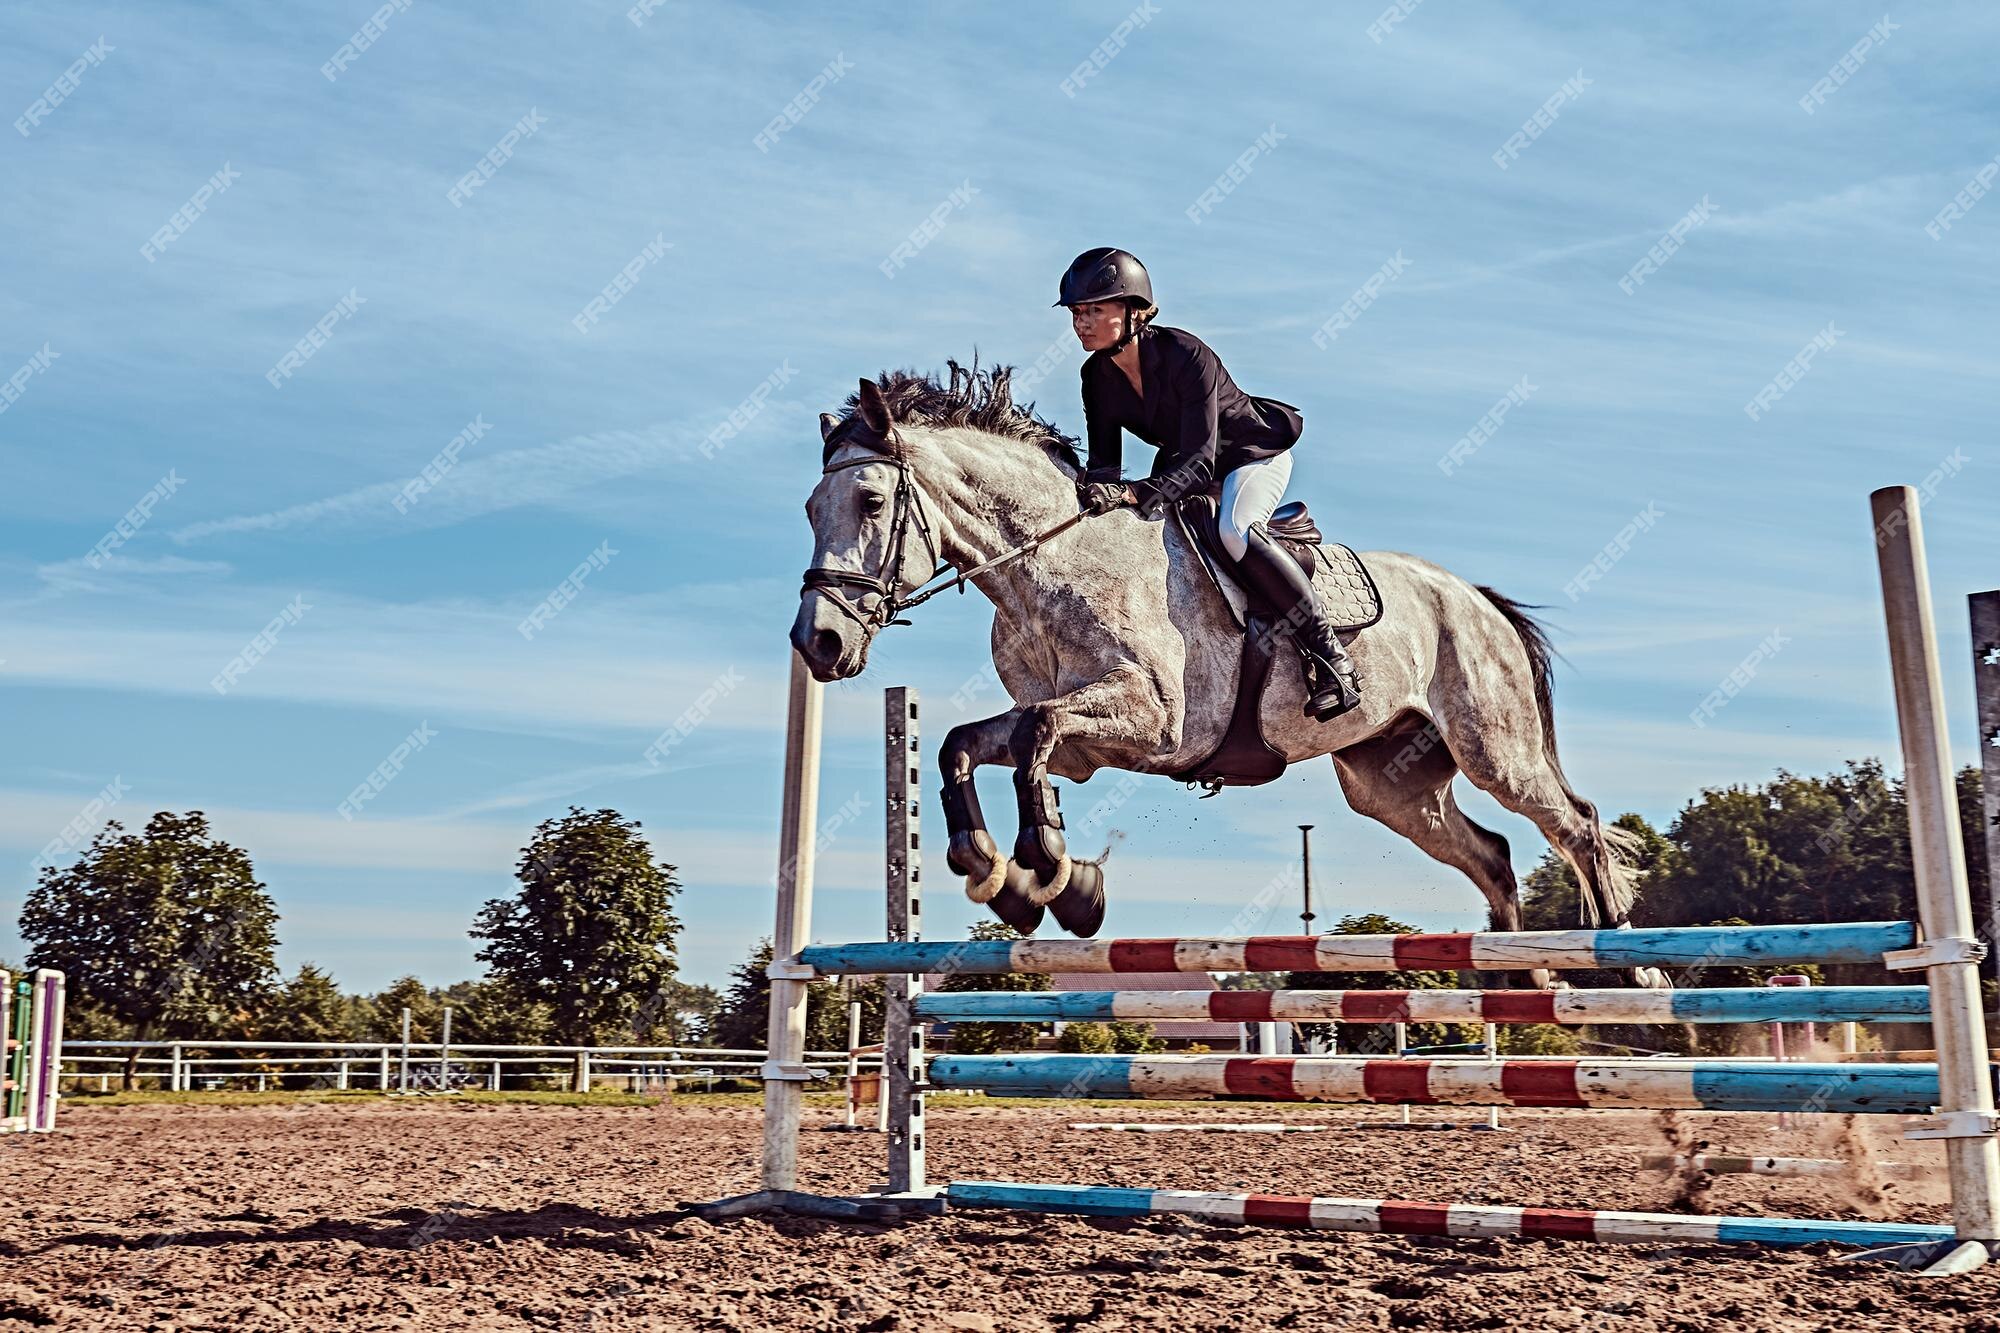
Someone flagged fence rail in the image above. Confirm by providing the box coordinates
[60,1041,878,1094]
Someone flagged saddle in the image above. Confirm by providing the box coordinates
[1167,495,1384,792]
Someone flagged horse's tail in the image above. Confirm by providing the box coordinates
[1473,585,1638,926]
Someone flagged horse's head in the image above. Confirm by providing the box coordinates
[791,378,943,681]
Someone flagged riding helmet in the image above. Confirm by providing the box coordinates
[1054,247,1153,308]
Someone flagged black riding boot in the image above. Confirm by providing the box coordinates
[1235,525,1362,721]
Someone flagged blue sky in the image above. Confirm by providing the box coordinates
[4,2,1995,994]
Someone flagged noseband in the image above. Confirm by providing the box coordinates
[800,446,944,633]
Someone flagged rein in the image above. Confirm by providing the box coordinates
[801,447,1087,633]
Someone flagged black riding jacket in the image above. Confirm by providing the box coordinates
[1080,324,1302,514]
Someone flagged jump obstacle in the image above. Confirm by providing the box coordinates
[2,969,65,1133]
[700,487,2000,1275]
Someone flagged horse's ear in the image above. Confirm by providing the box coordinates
[856,378,892,436]
[819,412,840,443]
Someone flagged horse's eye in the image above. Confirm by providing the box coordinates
[860,492,887,515]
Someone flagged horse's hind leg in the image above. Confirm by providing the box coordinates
[1331,719,1526,934]
[1332,721,1553,989]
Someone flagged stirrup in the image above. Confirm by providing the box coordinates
[1302,650,1361,720]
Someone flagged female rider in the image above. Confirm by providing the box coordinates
[1058,246,1360,720]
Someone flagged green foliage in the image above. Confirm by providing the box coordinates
[1056,1021,1115,1054]
[936,922,1050,1054]
[261,964,359,1044]
[1106,1020,1164,1054]
[21,812,281,1039]
[709,940,856,1054]
[470,807,682,1047]
[1499,1024,1580,1056]
[1281,913,1463,1053]
[363,976,442,1043]
[1521,813,1668,931]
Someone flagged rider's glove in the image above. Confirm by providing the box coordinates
[1077,481,1129,516]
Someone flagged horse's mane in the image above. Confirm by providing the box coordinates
[845,358,1082,473]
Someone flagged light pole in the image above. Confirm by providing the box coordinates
[1298,824,1316,934]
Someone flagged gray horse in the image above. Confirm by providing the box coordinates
[791,365,1638,952]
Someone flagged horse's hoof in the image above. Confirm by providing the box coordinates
[985,866,1046,935]
[1048,859,1105,938]
[953,831,1005,903]
[1021,854,1072,906]
[1631,966,1672,990]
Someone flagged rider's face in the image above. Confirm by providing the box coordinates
[1070,300,1129,353]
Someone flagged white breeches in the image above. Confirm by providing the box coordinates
[1218,452,1294,561]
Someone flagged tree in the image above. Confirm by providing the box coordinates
[470,807,681,1047]
[1284,912,1457,1055]
[261,964,356,1044]
[934,922,1050,1054]
[363,976,443,1043]
[20,812,280,1052]
[709,939,854,1056]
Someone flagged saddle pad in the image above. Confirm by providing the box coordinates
[1195,538,1384,633]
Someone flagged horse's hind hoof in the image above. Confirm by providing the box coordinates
[984,865,1046,935]
[1021,854,1072,906]
[1048,859,1105,938]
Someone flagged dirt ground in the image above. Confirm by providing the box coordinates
[4,1098,1998,1332]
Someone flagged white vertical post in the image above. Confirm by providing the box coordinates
[336,1060,348,1091]
[761,653,824,1192]
[170,1043,183,1093]
[490,1061,501,1092]
[574,1049,591,1093]
[1844,1022,1859,1057]
[1484,1022,1501,1130]
[439,1006,453,1091]
[884,687,926,1193]
[1871,485,2000,1250]
[1257,1021,1285,1055]
[843,998,863,1130]
[1393,1022,1410,1125]
[399,1008,412,1094]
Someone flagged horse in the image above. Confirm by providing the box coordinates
[790,363,1640,960]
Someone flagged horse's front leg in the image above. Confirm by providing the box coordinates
[941,669,1175,938]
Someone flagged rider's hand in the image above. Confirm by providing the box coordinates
[1078,481,1130,516]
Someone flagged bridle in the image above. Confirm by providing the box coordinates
[800,444,943,632]
[801,433,1088,634]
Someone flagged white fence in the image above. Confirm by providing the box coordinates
[62,1041,878,1094]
